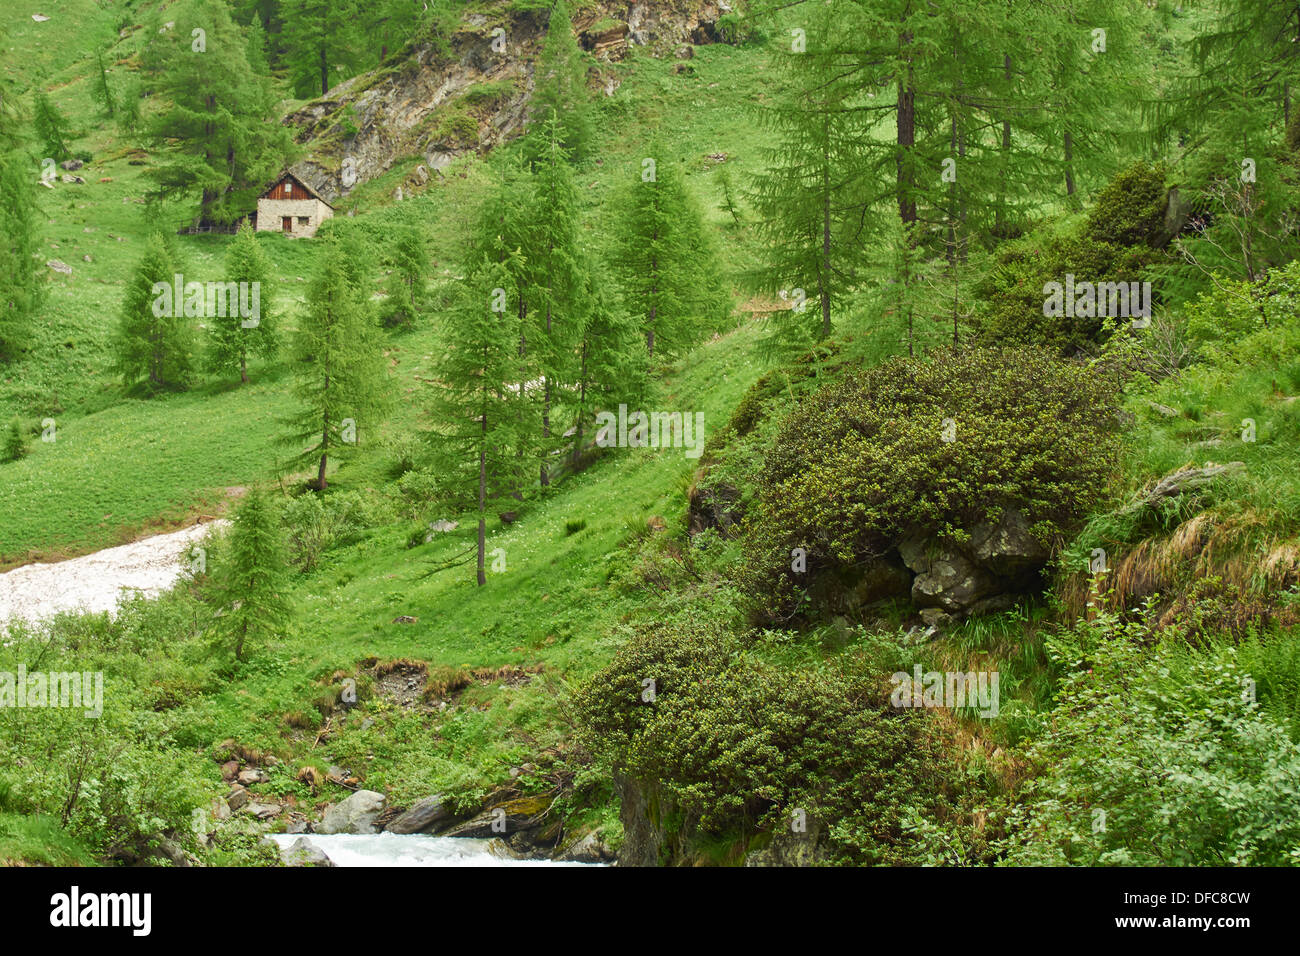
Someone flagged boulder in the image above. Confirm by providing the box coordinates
[386,794,453,834]
[280,837,335,867]
[898,509,1053,616]
[439,795,551,838]
[744,817,827,867]
[226,786,250,811]
[899,535,999,613]
[316,789,386,834]
[237,769,266,786]
[968,509,1050,578]
[555,830,615,864]
[245,802,281,820]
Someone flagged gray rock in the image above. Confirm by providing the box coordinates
[280,836,335,867]
[226,786,250,811]
[899,535,997,613]
[969,509,1050,577]
[237,769,266,786]
[744,817,827,867]
[387,795,452,834]
[46,259,72,275]
[245,802,281,820]
[555,831,613,864]
[439,795,550,838]
[156,838,199,868]
[316,789,386,834]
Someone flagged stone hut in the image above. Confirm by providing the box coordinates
[255,172,334,238]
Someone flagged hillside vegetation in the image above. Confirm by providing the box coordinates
[1,0,1298,869]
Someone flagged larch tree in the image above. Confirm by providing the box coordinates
[0,86,43,364]
[609,144,730,359]
[528,0,594,163]
[432,184,531,586]
[284,238,391,490]
[207,221,277,384]
[518,118,588,486]
[113,233,195,393]
[213,487,291,661]
[142,0,290,225]
[281,0,360,97]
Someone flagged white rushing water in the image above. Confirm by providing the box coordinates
[268,832,602,867]
[0,522,225,628]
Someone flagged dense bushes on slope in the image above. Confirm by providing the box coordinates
[572,610,967,865]
[973,162,1170,354]
[739,347,1122,616]
[999,606,1300,866]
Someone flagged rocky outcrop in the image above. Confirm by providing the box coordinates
[555,830,617,864]
[743,817,827,867]
[439,794,552,838]
[898,509,1051,618]
[285,2,729,200]
[386,794,454,834]
[316,789,386,834]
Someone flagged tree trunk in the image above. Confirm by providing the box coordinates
[477,410,487,587]
[1064,130,1076,197]
[820,127,832,339]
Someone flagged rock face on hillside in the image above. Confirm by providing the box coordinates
[284,1,731,201]
[899,510,1051,620]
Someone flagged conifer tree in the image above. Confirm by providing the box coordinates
[284,238,391,489]
[517,119,588,486]
[142,0,290,225]
[207,222,277,384]
[609,146,730,358]
[1,419,26,464]
[571,262,650,463]
[529,0,593,163]
[113,233,195,393]
[214,487,291,661]
[388,224,428,329]
[93,49,116,119]
[747,2,870,345]
[32,90,71,162]
[281,0,360,97]
[432,183,532,585]
[0,87,43,363]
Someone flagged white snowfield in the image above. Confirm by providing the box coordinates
[0,521,226,628]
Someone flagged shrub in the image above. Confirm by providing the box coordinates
[572,613,956,864]
[1,419,26,463]
[740,348,1123,615]
[1084,160,1169,248]
[999,607,1300,865]
[972,228,1153,353]
[282,490,382,572]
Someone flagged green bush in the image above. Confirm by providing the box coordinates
[972,228,1153,353]
[1,419,26,463]
[572,613,958,864]
[282,490,383,572]
[741,347,1122,614]
[999,607,1300,865]
[1084,161,1169,248]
